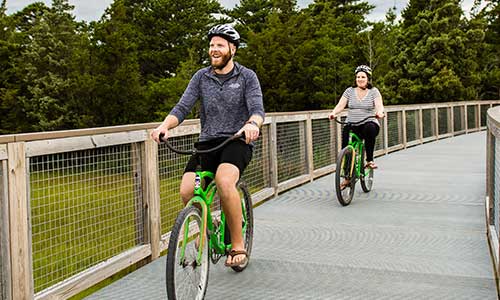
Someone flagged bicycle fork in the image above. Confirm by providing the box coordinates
[181,196,209,266]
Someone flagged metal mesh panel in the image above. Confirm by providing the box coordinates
[375,120,384,151]
[405,110,419,143]
[387,111,402,148]
[422,109,434,138]
[277,121,307,182]
[158,134,198,236]
[454,106,465,132]
[312,118,336,169]
[481,104,490,127]
[438,107,450,135]
[243,125,272,194]
[495,136,499,237]
[30,145,144,293]
[467,105,478,130]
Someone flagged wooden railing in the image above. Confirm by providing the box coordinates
[486,105,500,283]
[0,100,498,300]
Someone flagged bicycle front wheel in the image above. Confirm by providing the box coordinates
[360,147,374,192]
[229,180,254,272]
[335,147,356,206]
[166,206,209,300]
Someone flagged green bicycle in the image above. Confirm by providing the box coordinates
[333,116,376,206]
[160,134,254,300]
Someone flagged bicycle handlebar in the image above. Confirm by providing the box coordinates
[332,115,377,125]
[159,133,244,155]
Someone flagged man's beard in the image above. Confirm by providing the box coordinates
[211,51,232,70]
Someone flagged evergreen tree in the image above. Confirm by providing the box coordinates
[0,0,27,133]
[13,1,82,131]
[385,0,484,103]
[474,0,500,99]
[226,0,273,39]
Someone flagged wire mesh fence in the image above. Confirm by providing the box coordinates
[438,107,449,135]
[243,124,272,195]
[158,134,198,237]
[29,145,145,292]
[467,105,478,130]
[454,106,465,133]
[312,118,336,169]
[276,121,308,182]
[481,104,490,127]
[405,110,419,143]
[387,111,402,148]
[422,108,435,138]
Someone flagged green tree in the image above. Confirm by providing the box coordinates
[238,0,376,111]
[474,0,500,99]
[12,0,85,131]
[226,0,273,39]
[356,8,401,103]
[384,0,484,103]
[0,0,28,133]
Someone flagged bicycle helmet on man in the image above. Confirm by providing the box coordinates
[208,24,240,47]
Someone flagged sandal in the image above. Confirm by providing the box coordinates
[339,179,351,190]
[225,249,248,267]
[365,161,378,169]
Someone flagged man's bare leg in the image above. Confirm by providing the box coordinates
[216,163,246,266]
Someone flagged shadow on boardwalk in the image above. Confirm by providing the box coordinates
[86,131,497,300]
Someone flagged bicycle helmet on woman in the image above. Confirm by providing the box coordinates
[355,65,372,77]
[208,24,240,47]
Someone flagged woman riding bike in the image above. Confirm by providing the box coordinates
[328,65,385,177]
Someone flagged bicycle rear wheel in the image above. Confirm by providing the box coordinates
[335,147,356,206]
[230,181,254,272]
[166,206,209,300]
[360,147,374,192]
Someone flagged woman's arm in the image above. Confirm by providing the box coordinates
[328,96,348,119]
[374,93,384,118]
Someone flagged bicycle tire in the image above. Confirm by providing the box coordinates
[360,147,374,192]
[230,180,254,272]
[335,147,356,206]
[166,206,209,300]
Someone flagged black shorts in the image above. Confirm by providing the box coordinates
[184,137,253,177]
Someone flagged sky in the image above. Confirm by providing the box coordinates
[7,0,481,23]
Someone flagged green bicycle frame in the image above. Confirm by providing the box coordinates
[180,170,249,264]
[345,131,367,180]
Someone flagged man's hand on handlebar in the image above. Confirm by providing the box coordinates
[151,126,168,144]
[237,122,259,144]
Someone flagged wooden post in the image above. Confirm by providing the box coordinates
[418,109,424,143]
[261,125,271,188]
[306,116,314,181]
[402,109,407,148]
[144,137,160,260]
[298,120,307,178]
[269,118,279,196]
[131,143,145,247]
[383,113,389,154]
[7,142,33,300]
[434,107,439,140]
[465,104,469,133]
[1,160,12,300]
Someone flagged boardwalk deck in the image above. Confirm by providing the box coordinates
[85,131,497,300]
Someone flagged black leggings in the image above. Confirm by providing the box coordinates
[341,122,380,162]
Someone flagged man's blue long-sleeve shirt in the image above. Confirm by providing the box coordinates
[169,62,265,142]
